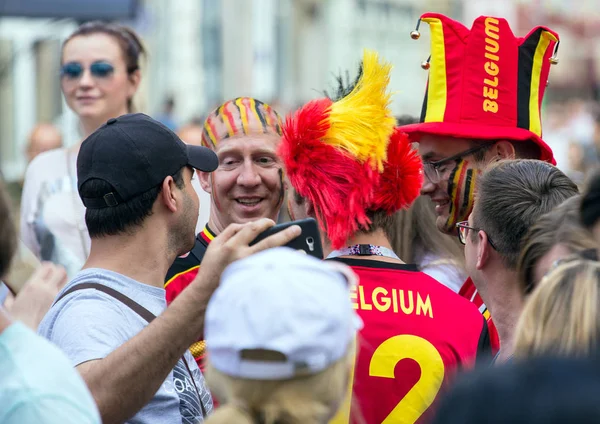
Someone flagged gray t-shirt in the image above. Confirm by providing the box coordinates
[38,268,213,424]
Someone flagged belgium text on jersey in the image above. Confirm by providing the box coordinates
[350,285,433,318]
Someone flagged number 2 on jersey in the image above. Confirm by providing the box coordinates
[329,334,444,424]
[370,335,444,423]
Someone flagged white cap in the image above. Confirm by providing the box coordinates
[205,247,362,380]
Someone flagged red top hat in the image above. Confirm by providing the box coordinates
[401,13,559,164]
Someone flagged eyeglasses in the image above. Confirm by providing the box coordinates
[60,61,115,80]
[423,143,493,184]
[456,221,497,250]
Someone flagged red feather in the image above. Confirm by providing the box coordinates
[279,99,380,249]
[371,129,423,214]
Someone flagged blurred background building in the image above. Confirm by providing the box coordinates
[1,0,600,185]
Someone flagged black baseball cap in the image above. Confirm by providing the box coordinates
[77,113,218,209]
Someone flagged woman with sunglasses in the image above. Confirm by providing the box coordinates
[20,21,145,278]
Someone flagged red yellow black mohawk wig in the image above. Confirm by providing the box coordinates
[370,129,423,215]
[280,50,405,249]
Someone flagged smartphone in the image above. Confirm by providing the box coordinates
[250,218,324,259]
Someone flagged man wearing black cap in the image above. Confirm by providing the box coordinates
[37,114,300,424]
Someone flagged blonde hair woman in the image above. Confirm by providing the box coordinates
[206,354,353,424]
[204,247,360,424]
[514,258,600,359]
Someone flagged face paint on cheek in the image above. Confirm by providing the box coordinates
[444,159,479,232]
[277,168,285,207]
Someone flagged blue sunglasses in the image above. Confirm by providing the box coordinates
[60,61,115,79]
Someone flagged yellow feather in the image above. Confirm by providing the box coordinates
[324,49,396,171]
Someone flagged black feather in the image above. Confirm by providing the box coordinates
[324,61,364,102]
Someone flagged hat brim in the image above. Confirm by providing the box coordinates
[399,122,556,165]
[187,145,219,172]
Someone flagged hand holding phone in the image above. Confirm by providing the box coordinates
[197,218,302,292]
[250,218,324,259]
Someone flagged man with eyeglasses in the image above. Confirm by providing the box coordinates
[400,13,561,353]
[456,159,577,363]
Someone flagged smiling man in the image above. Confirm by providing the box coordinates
[400,13,561,352]
[164,97,284,368]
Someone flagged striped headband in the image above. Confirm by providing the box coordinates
[202,97,283,149]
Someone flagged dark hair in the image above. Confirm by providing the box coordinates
[469,140,494,162]
[0,181,17,278]
[292,189,304,207]
[581,170,600,228]
[364,210,395,234]
[81,167,185,238]
[432,357,600,424]
[62,21,146,112]
[396,115,418,126]
[518,195,597,294]
[469,140,541,163]
[323,64,362,102]
[472,159,579,269]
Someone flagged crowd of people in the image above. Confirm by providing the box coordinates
[2,10,600,424]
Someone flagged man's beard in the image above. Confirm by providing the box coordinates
[169,193,198,256]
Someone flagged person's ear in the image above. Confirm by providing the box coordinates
[127,69,141,99]
[198,171,212,194]
[476,230,492,270]
[160,176,179,212]
[493,140,516,160]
